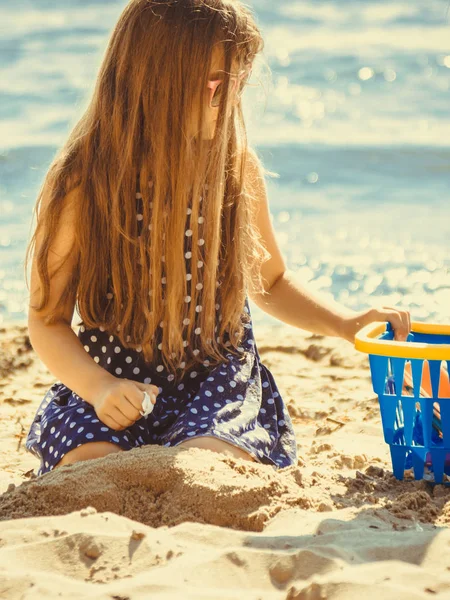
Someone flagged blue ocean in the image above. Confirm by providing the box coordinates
[0,0,449,329]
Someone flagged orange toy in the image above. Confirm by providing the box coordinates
[402,361,450,438]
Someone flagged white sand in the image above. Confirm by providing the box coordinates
[1,321,450,599]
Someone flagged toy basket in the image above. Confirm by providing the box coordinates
[354,321,450,484]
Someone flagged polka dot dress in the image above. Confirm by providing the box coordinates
[25,182,298,475]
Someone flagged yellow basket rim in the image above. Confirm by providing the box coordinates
[354,321,450,360]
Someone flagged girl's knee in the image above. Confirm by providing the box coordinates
[54,441,124,469]
[177,436,256,463]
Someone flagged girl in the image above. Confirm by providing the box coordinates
[25,0,411,476]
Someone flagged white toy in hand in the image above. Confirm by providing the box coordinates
[140,391,154,418]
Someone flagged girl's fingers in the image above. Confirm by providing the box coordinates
[375,306,411,340]
[108,407,133,430]
[103,413,125,431]
[127,380,159,403]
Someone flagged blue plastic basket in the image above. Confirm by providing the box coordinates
[355,321,450,484]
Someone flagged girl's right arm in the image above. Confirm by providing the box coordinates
[27,183,116,407]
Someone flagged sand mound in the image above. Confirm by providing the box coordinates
[0,444,309,531]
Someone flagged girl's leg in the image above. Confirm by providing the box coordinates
[54,441,124,469]
[177,436,257,463]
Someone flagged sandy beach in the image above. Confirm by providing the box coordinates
[0,320,449,599]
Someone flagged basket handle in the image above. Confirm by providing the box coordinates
[354,320,450,360]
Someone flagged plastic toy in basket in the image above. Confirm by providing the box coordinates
[355,321,450,484]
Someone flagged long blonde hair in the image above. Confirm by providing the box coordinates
[25,0,271,383]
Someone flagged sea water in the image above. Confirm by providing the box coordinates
[0,0,449,329]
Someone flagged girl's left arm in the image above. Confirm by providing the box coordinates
[244,149,411,345]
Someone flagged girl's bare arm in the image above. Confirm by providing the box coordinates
[27,184,116,406]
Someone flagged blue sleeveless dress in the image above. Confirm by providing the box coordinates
[25,184,298,475]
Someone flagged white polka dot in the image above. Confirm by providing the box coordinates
[156,365,164,372]
[67,440,72,446]
[114,346,121,353]
[198,216,204,224]
[90,335,97,342]
[185,251,192,259]
[190,371,198,378]
[126,356,133,363]
[188,421,196,426]
[193,349,200,356]
[112,436,120,443]
[195,305,202,312]
[262,381,270,388]
[107,358,112,364]
[196,283,203,290]
[198,239,205,245]
[109,335,114,342]
[50,426,56,434]
[217,386,224,392]
[62,436,66,443]
[267,398,275,404]
[136,192,142,199]
[84,345,90,352]
[197,261,203,268]
[76,408,85,414]
[101,346,107,353]
[205,390,212,397]
[186,274,192,281]
[77,427,84,433]
[183,340,189,347]
[136,345,142,352]
[190,408,198,414]
[144,378,151,384]
[137,213,143,221]
[183,318,191,325]
[180,361,186,368]
[49,445,54,453]
[230,381,237,388]
[185,229,193,237]
[133,367,140,375]
[278,420,286,427]
[187,431,196,436]
[101,427,109,432]
[178,383,185,390]
[115,367,122,375]
[69,422,76,428]
[202,405,210,411]
[185,296,191,302]
[195,327,201,335]
[187,207,192,215]
[168,374,175,381]
[94,356,100,363]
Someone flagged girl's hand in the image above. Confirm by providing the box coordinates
[92,378,160,431]
[340,305,411,345]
